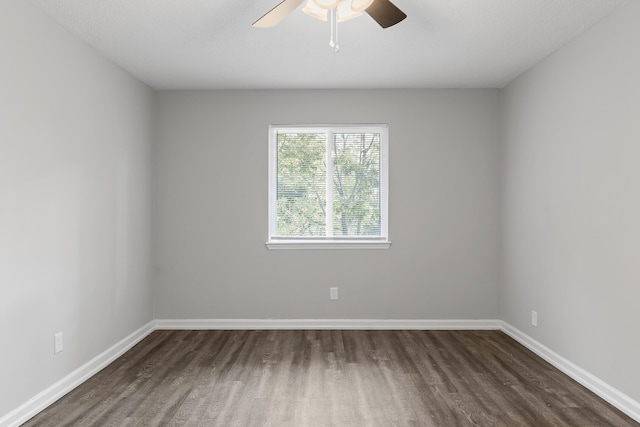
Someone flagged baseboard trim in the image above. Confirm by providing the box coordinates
[3,319,639,426]
[500,321,640,423]
[0,320,155,427]
[154,318,502,330]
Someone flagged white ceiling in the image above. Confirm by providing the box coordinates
[32,0,625,90]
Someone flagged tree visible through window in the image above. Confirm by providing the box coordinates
[268,125,389,248]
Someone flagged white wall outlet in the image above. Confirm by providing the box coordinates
[330,287,339,300]
[531,310,538,327]
[54,331,63,354]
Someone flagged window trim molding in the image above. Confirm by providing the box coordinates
[266,124,390,250]
[266,240,392,250]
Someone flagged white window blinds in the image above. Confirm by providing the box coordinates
[267,125,389,249]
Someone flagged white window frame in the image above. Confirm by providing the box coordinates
[266,124,390,250]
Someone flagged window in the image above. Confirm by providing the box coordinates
[267,124,390,249]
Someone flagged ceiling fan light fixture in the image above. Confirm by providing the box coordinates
[254,0,406,52]
[253,0,406,30]
[350,0,374,12]
[304,0,362,22]
[312,0,340,10]
[337,1,362,21]
[302,0,328,21]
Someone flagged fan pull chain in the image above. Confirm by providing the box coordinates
[329,8,339,52]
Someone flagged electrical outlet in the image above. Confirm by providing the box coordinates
[54,332,63,354]
[531,310,538,327]
[330,287,339,300]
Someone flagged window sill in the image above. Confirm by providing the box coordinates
[266,240,391,250]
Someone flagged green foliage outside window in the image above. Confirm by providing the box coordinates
[333,132,381,236]
[276,131,381,238]
[277,133,326,236]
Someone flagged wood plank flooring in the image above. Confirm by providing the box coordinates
[23,330,637,426]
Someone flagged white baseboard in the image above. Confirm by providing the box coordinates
[154,318,502,330]
[0,320,155,427]
[500,321,640,423]
[3,319,639,426]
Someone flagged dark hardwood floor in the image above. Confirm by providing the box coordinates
[23,330,637,426]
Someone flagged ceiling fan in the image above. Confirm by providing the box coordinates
[253,0,407,51]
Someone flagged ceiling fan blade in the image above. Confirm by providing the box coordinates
[253,0,305,28]
[365,0,407,28]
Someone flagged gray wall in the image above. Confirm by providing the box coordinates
[0,1,154,416]
[5,0,639,419]
[153,89,501,320]
[501,0,640,404]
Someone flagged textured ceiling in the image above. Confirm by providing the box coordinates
[32,0,625,90]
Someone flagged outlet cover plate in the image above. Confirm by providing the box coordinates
[54,332,63,354]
